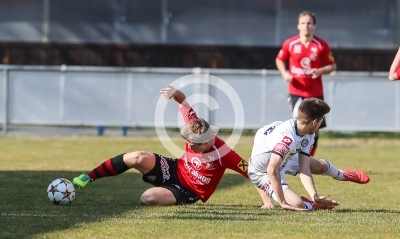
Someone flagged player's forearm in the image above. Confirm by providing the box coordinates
[172,90,187,105]
[275,59,288,77]
[254,185,273,207]
[318,64,336,75]
[267,167,285,205]
[299,172,318,200]
[389,47,400,80]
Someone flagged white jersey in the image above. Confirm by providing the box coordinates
[251,119,314,171]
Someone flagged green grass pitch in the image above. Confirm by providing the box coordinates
[1,135,400,239]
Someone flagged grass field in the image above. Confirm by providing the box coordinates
[1,135,400,239]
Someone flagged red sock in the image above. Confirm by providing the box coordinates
[87,158,117,180]
[87,154,129,180]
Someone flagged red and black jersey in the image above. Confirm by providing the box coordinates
[175,104,248,202]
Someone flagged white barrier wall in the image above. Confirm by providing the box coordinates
[0,65,396,134]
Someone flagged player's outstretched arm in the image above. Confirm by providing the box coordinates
[254,186,274,209]
[298,155,339,209]
[160,85,188,106]
[389,47,400,81]
[268,154,306,212]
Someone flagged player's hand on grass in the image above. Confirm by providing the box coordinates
[160,85,178,100]
[313,195,339,209]
[260,201,275,210]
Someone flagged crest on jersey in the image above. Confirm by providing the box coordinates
[300,57,311,70]
[329,51,335,61]
[237,159,248,172]
[301,139,309,147]
[311,47,318,53]
[294,45,302,54]
[191,157,202,170]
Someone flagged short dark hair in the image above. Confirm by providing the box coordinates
[297,98,330,124]
[298,11,316,25]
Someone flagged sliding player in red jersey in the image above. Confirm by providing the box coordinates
[72,85,250,205]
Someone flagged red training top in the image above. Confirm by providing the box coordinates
[175,104,249,202]
[276,34,336,97]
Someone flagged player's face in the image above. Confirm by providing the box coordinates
[186,141,208,153]
[309,117,323,134]
[297,15,316,37]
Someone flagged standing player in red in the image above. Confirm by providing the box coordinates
[276,11,336,156]
[389,47,400,81]
[72,85,252,205]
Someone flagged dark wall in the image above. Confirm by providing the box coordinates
[0,42,396,72]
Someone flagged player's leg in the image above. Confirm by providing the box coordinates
[140,184,199,206]
[73,151,156,189]
[310,157,370,184]
[281,187,304,208]
[283,155,370,184]
[140,187,177,205]
[288,94,302,120]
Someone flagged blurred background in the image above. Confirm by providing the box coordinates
[0,0,399,135]
[0,0,398,70]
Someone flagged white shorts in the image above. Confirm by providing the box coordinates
[248,153,290,198]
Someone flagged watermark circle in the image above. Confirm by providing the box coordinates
[154,73,244,158]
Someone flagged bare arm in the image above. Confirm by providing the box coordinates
[298,154,339,208]
[276,58,293,83]
[311,63,337,79]
[159,85,188,106]
[254,185,274,209]
[298,154,318,200]
[267,154,305,211]
[389,47,400,81]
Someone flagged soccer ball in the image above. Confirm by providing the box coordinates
[47,178,76,205]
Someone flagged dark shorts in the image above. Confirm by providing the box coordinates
[142,153,199,205]
[288,94,327,129]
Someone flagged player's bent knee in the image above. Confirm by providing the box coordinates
[124,151,153,167]
[139,192,156,205]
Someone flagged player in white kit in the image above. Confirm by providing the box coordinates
[251,121,370,210]
[248,98,339,211]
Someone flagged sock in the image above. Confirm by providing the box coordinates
[88,154,130,180]
[303,202,313,211]
[321,159,344,180]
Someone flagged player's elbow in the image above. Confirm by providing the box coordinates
[331,64,337,72]
[389,73,398,81]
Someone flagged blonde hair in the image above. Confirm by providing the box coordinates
[180,118,214,144]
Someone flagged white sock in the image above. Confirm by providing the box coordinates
[303,202,313,211]
[321,159,344,180]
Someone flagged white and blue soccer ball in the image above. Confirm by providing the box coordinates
[47,178,75,205]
